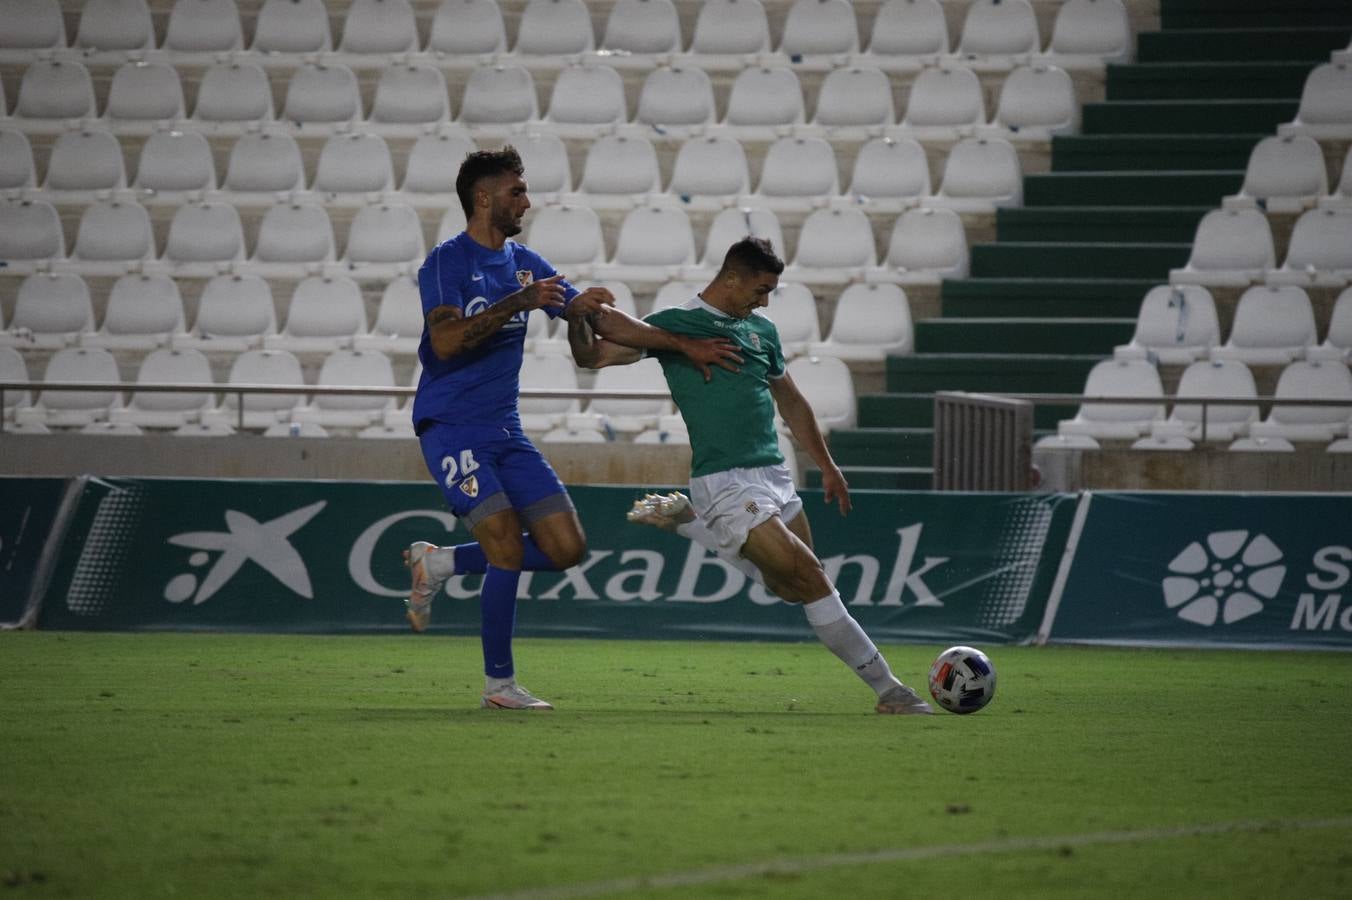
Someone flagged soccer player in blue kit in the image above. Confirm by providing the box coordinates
[403,146,742,710]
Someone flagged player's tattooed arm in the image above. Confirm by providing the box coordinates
[567,309,643,369]
[425,275,569,360]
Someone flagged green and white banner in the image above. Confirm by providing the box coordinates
[1047,493,1352,650]
[30,477,1075,644]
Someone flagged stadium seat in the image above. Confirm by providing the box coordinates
[927,137,1022,211]
[510,132,570,197]
[0,273,93,350]
[133,129,216,193]
[635,66,716,131]
[899,65,986,140]
[355,275,423,355]
[955,0,1039,65]
[15,347,122,428]
[1039,0,1132,68]
[193,62,274,123]
[722,66,806,137]
[1248,360,1352,441]
[265,274,367,353]
[0,198,64,262]
[0,347,32,420]
[847,136,930,210]
[82,273,185,351]
[428,0,507,54]
[786,206,877,284]
[202,349,305,429]
[576,134,662,203]
[1267,208,1352,287]
[1169,208,1274,287]
[545,64,627,135]
[292,349,396,429]
[313,132,395,195]
[808,282,913,361]
[368,64,451,127]
[873,206,969,283]
[439,205,468,239]
[519,352,581,431]
[987,64,1078,140]
[809,66,895,133]
[689,0,771,57]
[667,135,751,208]
[222,130,303,194]
[339,0,418,54]
[1153,359,1259,443]
[16,60,96,120]
[109,347,215,429]
[1319,144,1352,211]
[1114,284,1220,365]
[779,0,859,57]
[602,0,681,55]
[569,356,671,434]
[251,0,331,53]
[524,205,606,277]
[1307,286,1352,362]
[459,64,538,126]
[864,0,949,62]
[342,203,426,271]
[104,62,185,123]
[651,280,704,313]
[760,283,820,358]
[283,63,361,125]
[0,129,36,190]
[401,128,478,196]
[1224,134,1327,214]
[1279,62,1352,140]
[692,205,786,277]
[514,0,594,55]
[1210,284,1317,365]
[601,205,698,282]
[541,425,608,443]
[783,355,856,432]
[75,0,154,51]
[164,0,244,53]
[753,136,839,211]
[164,201,246,270]
[0,0,66,50]
[44,128,126,192]
[175,273,277,351]
[71,199,155,268]
[1058,358,1165,439]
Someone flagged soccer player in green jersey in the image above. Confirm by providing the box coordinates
[569,237,933,715]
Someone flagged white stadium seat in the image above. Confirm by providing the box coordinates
[524,205,606,276]
[694,206,786,276]
[45,128,126,192]
[847,136,930,209]
[519,352,581,431]
[576,134,661,201]
[71,199,155,267]
[545,65,627,134]
[251,0,331,53]
[570,356,670,434]
[1248,360,1352,442]
[808,282,913,361]
[342,203,426,270]
[754,136,838,210]
[15,347,122,429]
[104,62,185,122]
[602,0,681,55]
[369,64,451,127]
[193,63,274,123]
[956,0,1039,61]
[761,283,821,358]
[0,199,64,262]
[339,0,418,54]
[865,0,949,60]
[1154,359,1259,443]
[133,129,217,193]
[313,132,395,194]
[175,273,277,351]
[668,135,751,206]
[874,206,970,283]
[1040,0,1132,67]
[514,0,594,55]
[1226,134,1328,213]
[1308,287,1352,362]
[602,205,698,282]
[429,0,507,54]
[510,132,570,197]
[16,60,95,120]
[1114,284,1220,365]
[1169,208,1274,287]
[266,275,368,353]
[459,65,537,126]
[723,66,805,135]
[356,276,424,355]
[164,0,244,53]
[635,67,716,130]
[1210,285,1317,366]
[0,129,36,190]
[690,0,770,56]
[223,130,304,194]
[1268,208,1352,287]
[293,350,397,429]
[203,349,305,429]
[780,0,859,57]
[110,348,215,429]
[900,65,986,140]
[927,137,1022,211]
[252,202,337,269]
[83,273,185,351]
[1,273,93,350]
[402,129,478,196]
[1279,62,1352,140]
[1058,358,1165,439]
[783,355,856,432]
[787,207,877,284]
[283,63,361,125]
[164,201,246,269]
[76,0,154,51]
[988,64,1078,140]
[0,347,32,419]
[810,66,895,132]
[0,0,67,50]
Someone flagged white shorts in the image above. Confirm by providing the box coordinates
[689,463,803,557]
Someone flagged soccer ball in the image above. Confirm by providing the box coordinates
[928,646,996,714]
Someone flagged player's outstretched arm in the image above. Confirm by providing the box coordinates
[586,307,743,382]
[769,373,852,516]
[565,310,644,369]
[426,274,568,360]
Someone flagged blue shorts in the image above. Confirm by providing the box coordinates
[418,423,573,531]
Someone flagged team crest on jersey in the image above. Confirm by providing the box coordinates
[460,475,480,498]
[748,332,761,350]
[516,270,534,287]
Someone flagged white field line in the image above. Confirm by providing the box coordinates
[466,815,1352,900]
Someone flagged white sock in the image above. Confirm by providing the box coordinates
[675,519,765,585]
[803,592,902,697]
[485,675,514,693]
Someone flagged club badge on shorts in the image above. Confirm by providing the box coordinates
[516,270,534,287]
[460,475,480,498]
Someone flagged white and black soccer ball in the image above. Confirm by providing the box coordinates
[928,646,996,714]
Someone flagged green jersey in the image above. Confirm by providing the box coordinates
[645,297,786,478]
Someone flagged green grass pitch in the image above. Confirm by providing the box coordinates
[2,632,1351,898]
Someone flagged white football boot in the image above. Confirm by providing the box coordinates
[481,682,554,710]
[625,491,696,531]
[875,683,934,715]
[402,541,444,633]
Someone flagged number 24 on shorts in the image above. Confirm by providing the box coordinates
[440,449,481,489]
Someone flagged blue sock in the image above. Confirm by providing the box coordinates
[454,537,559,575]
[480,565,521,679]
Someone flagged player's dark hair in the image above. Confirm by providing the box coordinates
[456,145,525,218]
[717,236,785,279]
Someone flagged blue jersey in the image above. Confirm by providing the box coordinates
[413,233,578,430]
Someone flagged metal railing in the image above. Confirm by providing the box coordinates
[0,381,672,433]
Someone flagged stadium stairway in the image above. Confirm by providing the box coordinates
[814,0,1352,492]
